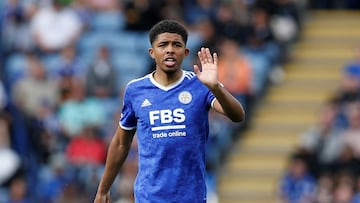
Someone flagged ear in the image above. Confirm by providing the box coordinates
[149,48,154,59]
[185,48,190,56]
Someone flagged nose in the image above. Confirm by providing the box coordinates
[166,45,175,54]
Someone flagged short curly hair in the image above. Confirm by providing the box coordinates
[149,19,188,46]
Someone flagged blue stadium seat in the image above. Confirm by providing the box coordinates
[111,51,151,89]
[134,31,151,53]
[90,11,126,31]
[104,31,138,53]
[4,53,28,86]
[78,31,142,59]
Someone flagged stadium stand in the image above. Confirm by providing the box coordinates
[218,9,360,203]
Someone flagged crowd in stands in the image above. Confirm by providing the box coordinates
[278,45,360,202]
[0,0,306,202]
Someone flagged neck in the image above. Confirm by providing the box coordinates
[153,69,183,86]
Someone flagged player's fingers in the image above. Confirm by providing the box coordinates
[198,50,205,65]
[193,65,201,74]
[213,52,218,65]
[106,192,111,203]
[205,48,213,63]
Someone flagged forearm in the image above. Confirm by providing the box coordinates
[210,83,245,122]
[97,129,134,194]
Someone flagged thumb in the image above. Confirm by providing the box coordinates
[193,65,201,75]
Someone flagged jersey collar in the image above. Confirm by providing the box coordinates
[149,70,185,91]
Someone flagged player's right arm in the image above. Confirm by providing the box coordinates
[94,126,136,203]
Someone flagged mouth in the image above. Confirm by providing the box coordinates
[164,57,176,67]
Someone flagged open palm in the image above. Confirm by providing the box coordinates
[193,47,219,90]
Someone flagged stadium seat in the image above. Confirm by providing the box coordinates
[90,11,126,31]
[111,51,151,89]
[134,31,151,53]
[4,53,28,86]
[104,31,138,53]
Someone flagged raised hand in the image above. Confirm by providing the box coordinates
[193,47,219,90]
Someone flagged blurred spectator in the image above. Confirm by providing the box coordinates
[243,30,273,97]
[0,80,7,109]
[332,172,356,203]
[340,101,360,159]
[9,53,59,164]
[312,174,334,203]
[65,125,106,166]
[123,0,161,31]
[336,74,360,106]
[0,113,21,187]
[47,44,86,80]
[352,176,360,203]
[2,0,34,53]
[85,45,118,98]
[278,153,316,203]
[183,0,217,25]
[58,80,106,137]
[11,53,59,118]
[114,137,138,203]
[336,45,360,103]
[269,0,301,42]
[214,2,247,44]
[65,125,106,197]
[265,0,301,63]
[297,100,344,177]
[6,175,30,203]
[36,154,73,202]
[84,0,120,11]
[30,0,83,53]
[217,36,253,109]
[247,6,275,45]
[344,45,360,80]
[159,0,184,22]
[193,17,217,52]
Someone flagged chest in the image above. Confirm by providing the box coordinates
[133,88,208,125]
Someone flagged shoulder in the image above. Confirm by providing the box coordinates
[183,70,197,81]
[125,74,151,90]
[182,70,210,91]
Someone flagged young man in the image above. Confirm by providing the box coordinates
[94,19,245,203]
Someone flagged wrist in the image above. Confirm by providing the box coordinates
[97,186,110,195]
[209,81,224,91]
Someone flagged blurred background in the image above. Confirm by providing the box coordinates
[1,0,360,203]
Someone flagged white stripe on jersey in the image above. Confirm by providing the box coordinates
[184,71,196,80]
[151,124,186,131]
[127,74,150,86]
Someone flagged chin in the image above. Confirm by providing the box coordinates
[162,66,180,74]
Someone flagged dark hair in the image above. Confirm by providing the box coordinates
[149,19,188,45]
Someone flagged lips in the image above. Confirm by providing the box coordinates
[164,57,176,66]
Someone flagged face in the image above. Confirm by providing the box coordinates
[149,33,189,74]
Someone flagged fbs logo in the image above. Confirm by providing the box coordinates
[149,108,185,125]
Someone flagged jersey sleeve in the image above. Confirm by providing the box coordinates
[119,86,137,130]
[206,88,216,108]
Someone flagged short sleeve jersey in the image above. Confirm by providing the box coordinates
[120,70,216,203]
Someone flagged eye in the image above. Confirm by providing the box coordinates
[174,43,182,47]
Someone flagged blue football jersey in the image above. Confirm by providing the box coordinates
[120,70,216,203]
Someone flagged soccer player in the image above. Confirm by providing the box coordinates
[94,19,245,203]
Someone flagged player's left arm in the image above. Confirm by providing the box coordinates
[194,47,245,122]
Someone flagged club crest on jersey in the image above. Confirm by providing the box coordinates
[178,91,192,104]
